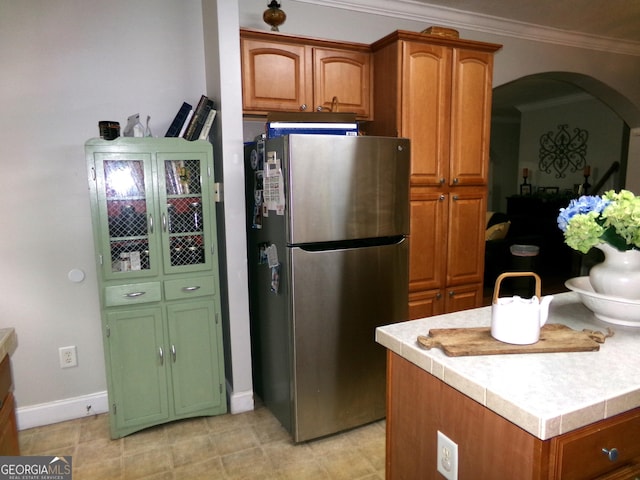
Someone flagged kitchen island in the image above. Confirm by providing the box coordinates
[376,292,640,479]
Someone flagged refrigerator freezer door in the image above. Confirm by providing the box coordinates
[289,239,408,442]
[272,135,410,244]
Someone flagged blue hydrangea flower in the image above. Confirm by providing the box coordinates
[557,195,609,232]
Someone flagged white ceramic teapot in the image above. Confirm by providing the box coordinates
[491,272,554,345]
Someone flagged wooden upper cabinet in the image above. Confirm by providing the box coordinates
[241,37,311,113]
[450,48,495,186]
[240,29,372,119]
[371,31,500,187]
[313,47,371,117]
[400,42,451,186]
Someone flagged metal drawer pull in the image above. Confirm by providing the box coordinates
[124,291,146,298]
[148,214,154,234]
[182,286,201,292]
[162,212,167,232]
[159,347,164,366]
[602,447,619,462]
[171,345,176,362]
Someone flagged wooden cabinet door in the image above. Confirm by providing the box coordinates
[401,42,451,186]
[241,38,311,113]
[167,301,225,417]
[409,189,447,293]
[313,47,371,118]
[446,189,486,286]
[445,283,483,313]
[409,289,444,320]
[107,307,169,436]
[449,48,494,186]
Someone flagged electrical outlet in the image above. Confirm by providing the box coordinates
[437,430,458,480]
[59,346,78,368]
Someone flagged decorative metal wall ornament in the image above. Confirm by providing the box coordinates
[538,124,589,178]
[263,1,286,31]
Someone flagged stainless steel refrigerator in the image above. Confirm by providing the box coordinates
[245,134,409,442]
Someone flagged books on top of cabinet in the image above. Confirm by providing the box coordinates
[165,102,192,137]
[165,95,217,141]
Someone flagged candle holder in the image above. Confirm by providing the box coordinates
[582,174,591,195]
[520,172,531,195]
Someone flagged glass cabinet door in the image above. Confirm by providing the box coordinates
[158,153,213,273]
[94,153,158,278]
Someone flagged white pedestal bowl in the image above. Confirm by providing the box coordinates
[565,276,640,327]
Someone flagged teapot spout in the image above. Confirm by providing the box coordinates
[539,295,554,326]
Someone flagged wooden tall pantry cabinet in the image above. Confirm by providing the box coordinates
[370,31,501,319]
[86,138,227,438]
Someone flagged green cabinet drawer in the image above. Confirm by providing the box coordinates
[104,282,162,307]
[164,276,215,301]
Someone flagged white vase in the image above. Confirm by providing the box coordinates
[589,243,640,300]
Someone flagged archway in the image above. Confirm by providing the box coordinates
[485,72,640,294]
[490,72,640,211]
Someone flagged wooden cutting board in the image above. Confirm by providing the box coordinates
[417,323,612,357]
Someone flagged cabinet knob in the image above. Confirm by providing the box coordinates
[439,178,446,184]
[448,291,455,298]
[300,104,307,111]
[452,195,459,201]
[439,194,445,201]
[602,447,619,462]
[453,177,459,184]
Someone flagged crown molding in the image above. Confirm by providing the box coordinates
[293,0,640,57]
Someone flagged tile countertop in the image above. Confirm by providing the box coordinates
[0,328,18,361]
[375,292,640,440]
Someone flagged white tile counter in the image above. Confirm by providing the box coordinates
[376,292,640,440]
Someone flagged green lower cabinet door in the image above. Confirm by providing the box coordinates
[167,301,225,416]
[107,307,170,436]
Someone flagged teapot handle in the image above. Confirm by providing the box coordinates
[493,271,542,304]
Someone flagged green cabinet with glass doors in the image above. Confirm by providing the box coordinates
[86,138,226,439]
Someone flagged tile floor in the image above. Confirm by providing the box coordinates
[18,405,386,480]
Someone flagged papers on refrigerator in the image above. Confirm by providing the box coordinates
[263,151,285,215]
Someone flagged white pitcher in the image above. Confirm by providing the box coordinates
[491,272,554,345]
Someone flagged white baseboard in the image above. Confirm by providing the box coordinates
[227,382,254,414]
[16,386,255,431]
[16,391,109,431]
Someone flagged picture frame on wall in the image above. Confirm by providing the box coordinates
[545,187,559,194]
[520,184,532,195]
